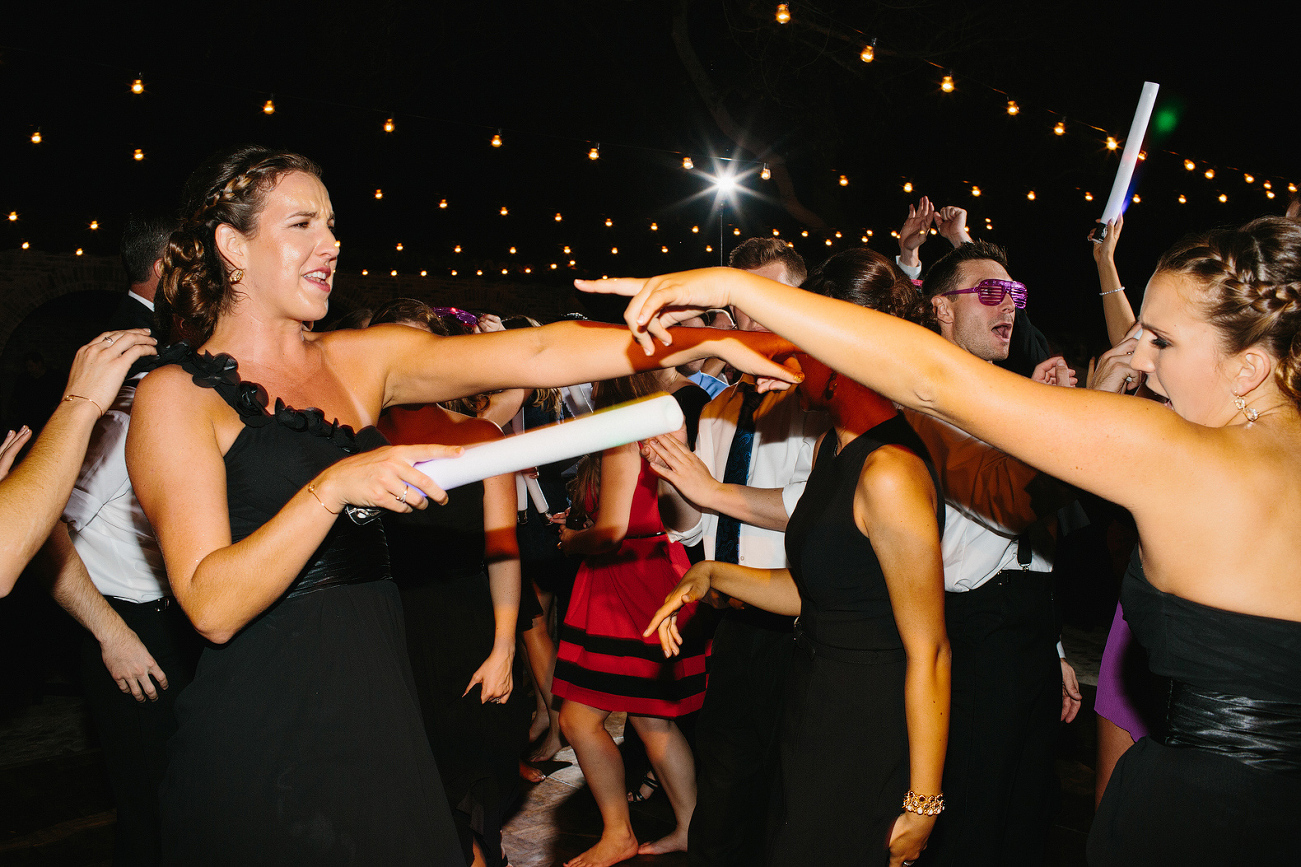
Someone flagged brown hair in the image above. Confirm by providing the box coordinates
[805,247,933,328]
[569,372,661,526]
[728,237,808,286]
[1158,216,1301,408]
[369,298,486,415]
[162,146,321,344]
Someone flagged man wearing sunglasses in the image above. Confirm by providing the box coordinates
[905,241,1079,867]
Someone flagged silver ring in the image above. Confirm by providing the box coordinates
[1124,375,1134,383]
[397,488,407,504]
[103,335,115,344]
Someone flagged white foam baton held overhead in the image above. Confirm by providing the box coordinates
[413,394,685,493]
[1101,81,1160,225]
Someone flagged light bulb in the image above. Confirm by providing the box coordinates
[563,246,571,254]
[661,246,669,253]
[133,148,144,161]
[1132,194,1141,203]
[1290,183,1299,193]
[131,78,144,94]
[500,206,509,215]
[1053,120,1065,136]
[263,98,275,115]
[691,226,699,234]
[501,268,508,275]
[21,241,29,249]
[384,118,394,133]
[1204,169,1215,180]
[1244,174,1254,184]
[1027,191,1036,200]
[1264,180,1273,189]
[772,229,780,236]
[509,247,516,254]
[839,174,849,186]
[1106,137,1118,150]
[1178,194,1187,204]
[860,42,874,63]
[683,156,694,170]
[589,145,600,160]
[1267,191,1276,199]
[454,245,462,253]
[1084,192,1093,202]
[903,181,913,193]
[491,131,502,147]
[555,213,562,221]
[761,164,771,180]
[551,263,558,269]
[734,228,741,236]
[834,231,842,238]
[7,212,16,222]
[611,247,618,254]
[971,185,981,197]
[395,243,403,251]
[89,220,98,230]
[524,267,532,274]
[361,270,369,276]
[30,130,42,144]
[390,270,398,276]
[650,223,658,231]
[375,189,383,199]
[705,245,713,252]
[775,4,790,24]
[941,74,955,93]
[451,269,458,276]
[439,199,447,208]
[1006,100,1019,116]
[1185,159,1196,171]
[420,270,427,277]
[824,239,832,246]
[1219,193,1228,203]
[801,229,809,237]
[605,218,613,227]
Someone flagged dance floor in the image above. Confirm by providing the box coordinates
[0,625,1103,865]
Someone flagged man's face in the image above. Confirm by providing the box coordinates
[734,261,795,331]
[932,259,1017,361]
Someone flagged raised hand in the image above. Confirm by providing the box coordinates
[935,206,970,246]
[1030,356,1078,388]
[898,197,935,268]
[578,270,741,353]
[1089,214,1123,264]
[1087,332,1142,394]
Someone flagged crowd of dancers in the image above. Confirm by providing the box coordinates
[1,144,1298,867]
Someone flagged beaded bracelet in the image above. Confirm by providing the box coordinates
[1099,286,1126,296]
[307,483,340,515]
[902,790,945,816]
[62,394,104,417]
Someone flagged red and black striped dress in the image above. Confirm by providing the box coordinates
[553,456,708,717]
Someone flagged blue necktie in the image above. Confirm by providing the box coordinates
[714,384,763,564]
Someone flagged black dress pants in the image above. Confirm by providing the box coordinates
[920,571,1061,867]
[687,612,794,867]
[79,597,201,866]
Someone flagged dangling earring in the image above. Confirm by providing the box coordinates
[230,268,244,284]
[1233,392,1260,423]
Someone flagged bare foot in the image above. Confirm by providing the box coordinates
[529,725,563,762]
[636,828,688,857]
[528,704,551,743]
[564,829,639,867]
[518,760,546,783]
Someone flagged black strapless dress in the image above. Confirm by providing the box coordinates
[156,349,462,866]
[1087,555,1301,865]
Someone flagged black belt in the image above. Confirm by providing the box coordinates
[793,624,905,666]
[1163,681,1301,775]
[107,596,173,614]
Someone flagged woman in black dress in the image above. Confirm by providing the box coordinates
[125,145,796,865]
[645,248,950,867]
[598,216,1301,866]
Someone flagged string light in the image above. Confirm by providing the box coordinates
[551,263,558,269]
[691,225,699,233]
[568,260,576,266]
[391,270,398,276]
[705,245,713,252]
[395,243,403,251]
[450,269,458,276]
[30,130,42,144]
[501,268,508,275]
[734,228,742,236]
[834,231,842,238]
[903,181,913,193]
[772,229,780,236]
[1026,191,1036,200]
[500,206,509,215]
[555,212,563,221]
[1178,194,1187,204]
[1264,181,1273,189]
[131,78,144,94]
[1053,120,1066,136]
[604,217,613,227]
[1218,193,1228,203]
[824,239,832,246]
[1084,192,1093,201]
[800,229,809,237]
[491,131,503,147]
[1006,100,1019,116]
[439,199,447,208]
[1244,174,1254,184]
[263,97,275,115]
[509,247,516,254]
[361,270,369,276]
[611,247,618,254]
[384,117,395,133]
[89,220,98,230]
[133,148,144,161]
[839,174,849,186]
[1185,159,1196,171]
[563,246,571,254]
[1290,183,1298,193]
[524,267,532,274]
[1267,191,1276,200]
[1132,194,1141,203]
[71,247,81,256]
[7,212,16,222]
[940,73,955,93]
[420,270,428,277]
[775,3,791,24]
[588,144,600,160]
[761,164,771,180]
[1204,169,1215,180]
[454,245,462,252]
[1138,151,1147,161]
[860,39,876,63]
[650,222,658,230]
[971,185,981,197]
[1106,136,1119,150]
[661,246,669,253]
[375,189,383,199]
[683,156,694,170]
[21,241,29,249]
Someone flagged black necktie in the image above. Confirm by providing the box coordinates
[714,384,763,564]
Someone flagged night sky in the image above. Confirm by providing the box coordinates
[3,1,1294,349]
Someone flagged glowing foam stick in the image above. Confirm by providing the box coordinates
[1101,81,1160,224]
[414,394,684,492]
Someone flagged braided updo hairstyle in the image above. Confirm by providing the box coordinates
[1157,216,1301,408]
[162,145,321,344]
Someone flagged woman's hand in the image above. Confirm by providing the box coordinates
[643,563,712,657]
[1089,214,1123,264]
[577,269,743,353]
[311,444,463,514]
[0,427,32,480]
[1087,328,1142,394]
[63,329,157,413]
[887,811,937,866]
[466,643,514,704]
[643,435,721,506]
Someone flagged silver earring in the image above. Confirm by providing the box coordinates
[1233,393,1260,423]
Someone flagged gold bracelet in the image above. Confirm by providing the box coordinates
[902,790,944,816]
[62,394,104,417]
[307,483,340,515]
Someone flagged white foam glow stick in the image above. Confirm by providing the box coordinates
[413,394,684,493]
[1101,81,1160,224]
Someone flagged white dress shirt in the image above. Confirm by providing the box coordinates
[61,380,170,602]
[671,382,828,568]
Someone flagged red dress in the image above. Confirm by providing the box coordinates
[553,456,708,717]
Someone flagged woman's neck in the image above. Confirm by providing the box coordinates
[205,309,314,370]
[829,381,897,450]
